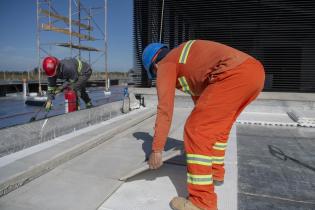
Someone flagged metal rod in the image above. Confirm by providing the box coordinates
[159,0,165,43]
[104,0,109,91]
[88,8,92,65]
[91,52,105,66]
[80,1,105,36]
[69,0,72,57]
[78,0,81,59]
[36,0,42,94]
[48,0,52,55]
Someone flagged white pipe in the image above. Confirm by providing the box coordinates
[36,0,42,94]
[69,0,72,57]
[23,79,28,99]
[104,0,109,92]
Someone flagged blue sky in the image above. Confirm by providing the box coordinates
[0,0,133,72]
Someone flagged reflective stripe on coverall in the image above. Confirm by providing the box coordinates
[153,40,265,210]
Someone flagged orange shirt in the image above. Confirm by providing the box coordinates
[152,40,251,152]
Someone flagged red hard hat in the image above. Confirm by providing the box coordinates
[42,56,59,77]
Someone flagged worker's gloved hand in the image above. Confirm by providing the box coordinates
[45,100,53,112]
[148,151,163,170]
[54,86,64,95]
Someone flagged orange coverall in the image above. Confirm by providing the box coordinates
[153,40,265,210]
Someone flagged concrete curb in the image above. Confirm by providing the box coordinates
[0,108,156,197]
[0,100,124,157]
[133,88,315,102]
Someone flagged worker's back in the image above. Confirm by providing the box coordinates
[160,40,251,96]
[58,58,91,80]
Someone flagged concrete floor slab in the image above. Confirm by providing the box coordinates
[57,109,187,181]
[99,164,187,210]
[237,124,315,209]
[0,108,187,210]
[0,168,122,210]
[239,193,315,210]
[0,108,156,197]
[99,124,238,210]
[1,98,314,210]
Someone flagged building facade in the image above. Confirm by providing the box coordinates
[133,0,315,92]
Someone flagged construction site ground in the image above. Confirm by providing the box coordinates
[0,86,125,129]
[0,90,314,210]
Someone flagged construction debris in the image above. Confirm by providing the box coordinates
[288,110,315,128]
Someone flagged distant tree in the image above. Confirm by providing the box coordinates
[33,67,39,74]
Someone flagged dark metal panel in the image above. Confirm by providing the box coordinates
[134,0,315,92]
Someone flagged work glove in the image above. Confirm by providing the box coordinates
[45,100,53,112]
[54,86,64,94]
[148,151,163,170]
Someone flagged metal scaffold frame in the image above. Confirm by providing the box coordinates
[36,0,109,94]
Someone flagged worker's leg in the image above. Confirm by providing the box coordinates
[211,91,261,182]
[73,69,92,104]
[211,59,265,182]
[80,86,91,104]
[184,58,264,209]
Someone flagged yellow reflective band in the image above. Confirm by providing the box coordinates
[187,173,213,185]
[212,156,224,164]
[213,142,227,151]
[187,153,212,166]
[187,154,212,160]
[76,58,82,74]
[179,40,195,64]
[178,76,194,96]
[48,86,56,91]
[187,160,212,166]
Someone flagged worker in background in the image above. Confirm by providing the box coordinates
[142,40,265,210]
[42,56,93,111]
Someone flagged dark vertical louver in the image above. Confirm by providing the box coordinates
[133,0,315,92]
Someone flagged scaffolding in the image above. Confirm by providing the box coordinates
[36,0,109,94]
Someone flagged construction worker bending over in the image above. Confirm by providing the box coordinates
[42,56,93,111]
[142,40,265,210]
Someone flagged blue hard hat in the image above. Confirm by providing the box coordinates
[142,43,168,79]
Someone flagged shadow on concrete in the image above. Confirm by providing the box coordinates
[268,145,315,172]
[133,132,184,160]
[132,132,187,197]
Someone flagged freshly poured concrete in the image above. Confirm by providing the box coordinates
[99,164,187,210]
[0,108,157,197]
[100,126,238,210]
[1,90,315,210]
[0,108,189,209]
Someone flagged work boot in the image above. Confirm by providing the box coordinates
[85,101,93,109]
[170,197,202,210]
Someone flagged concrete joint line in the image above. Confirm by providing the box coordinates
[239,191,315,205]
[0,109,156,197]
[119,147,183,181]
[96,181,125,210]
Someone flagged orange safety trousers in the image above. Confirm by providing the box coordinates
[184,58,265,210]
